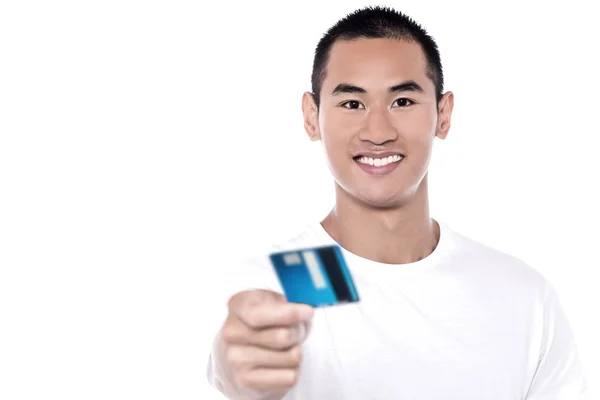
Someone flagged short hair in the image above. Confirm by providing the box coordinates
[311,6,444,109]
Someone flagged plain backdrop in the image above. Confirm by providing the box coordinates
[1,0,598,399]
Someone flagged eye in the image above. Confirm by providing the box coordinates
[341,100,364,110]
[393,98,415,107]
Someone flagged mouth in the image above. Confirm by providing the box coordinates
[353,153,404,175]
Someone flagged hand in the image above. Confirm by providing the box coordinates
[219,289,314,394]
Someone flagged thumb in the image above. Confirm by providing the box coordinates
[243,289,287,307]
[259,289,287,303]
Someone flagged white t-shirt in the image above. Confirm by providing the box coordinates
[207,220,588,399]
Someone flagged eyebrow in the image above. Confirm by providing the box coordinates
[331,80,425,95]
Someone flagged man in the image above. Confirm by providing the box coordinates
[206,6,588,399]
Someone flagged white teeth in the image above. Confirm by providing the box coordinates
[356,154,403,166]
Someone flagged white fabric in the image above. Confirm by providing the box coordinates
[207,220,588,399]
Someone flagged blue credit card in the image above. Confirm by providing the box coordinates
[269,245,360,307]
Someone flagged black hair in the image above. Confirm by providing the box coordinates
[311,6,444,109]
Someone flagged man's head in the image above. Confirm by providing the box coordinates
[302,6,454,209]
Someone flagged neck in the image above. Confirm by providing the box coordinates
[321,175,440,265]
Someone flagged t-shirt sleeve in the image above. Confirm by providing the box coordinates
[525,282,589,399]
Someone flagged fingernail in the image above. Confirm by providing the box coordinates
[296,322,307,343]
[289,326,299,343]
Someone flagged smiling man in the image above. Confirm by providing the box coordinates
[206,6,588,400]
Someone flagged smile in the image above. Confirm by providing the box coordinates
[353,154,404,176]
[355,155,403,166]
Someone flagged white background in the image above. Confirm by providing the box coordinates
[1,0,598,399]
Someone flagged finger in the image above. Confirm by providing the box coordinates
[242,302,313,329]
[229,291,314,329]
[227,344,303,370]
[251,323,308,350]
[222,318,308,350]
[235,368,299,391]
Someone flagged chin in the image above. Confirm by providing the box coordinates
[335,176,419,209]
[354,190,409,210]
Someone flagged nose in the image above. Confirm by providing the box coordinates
[358,107,398,145]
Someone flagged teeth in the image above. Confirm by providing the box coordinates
[356,154,403,166]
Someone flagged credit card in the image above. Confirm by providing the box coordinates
[269,245,360,307]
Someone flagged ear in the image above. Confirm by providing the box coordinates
[302,92,321,141]
[435,91,454,140]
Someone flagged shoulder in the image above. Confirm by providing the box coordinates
[441,222,550,295]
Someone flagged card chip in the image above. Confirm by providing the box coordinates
[283,252,302,265]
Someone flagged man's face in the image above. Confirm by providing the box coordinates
[302,38,453,208]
